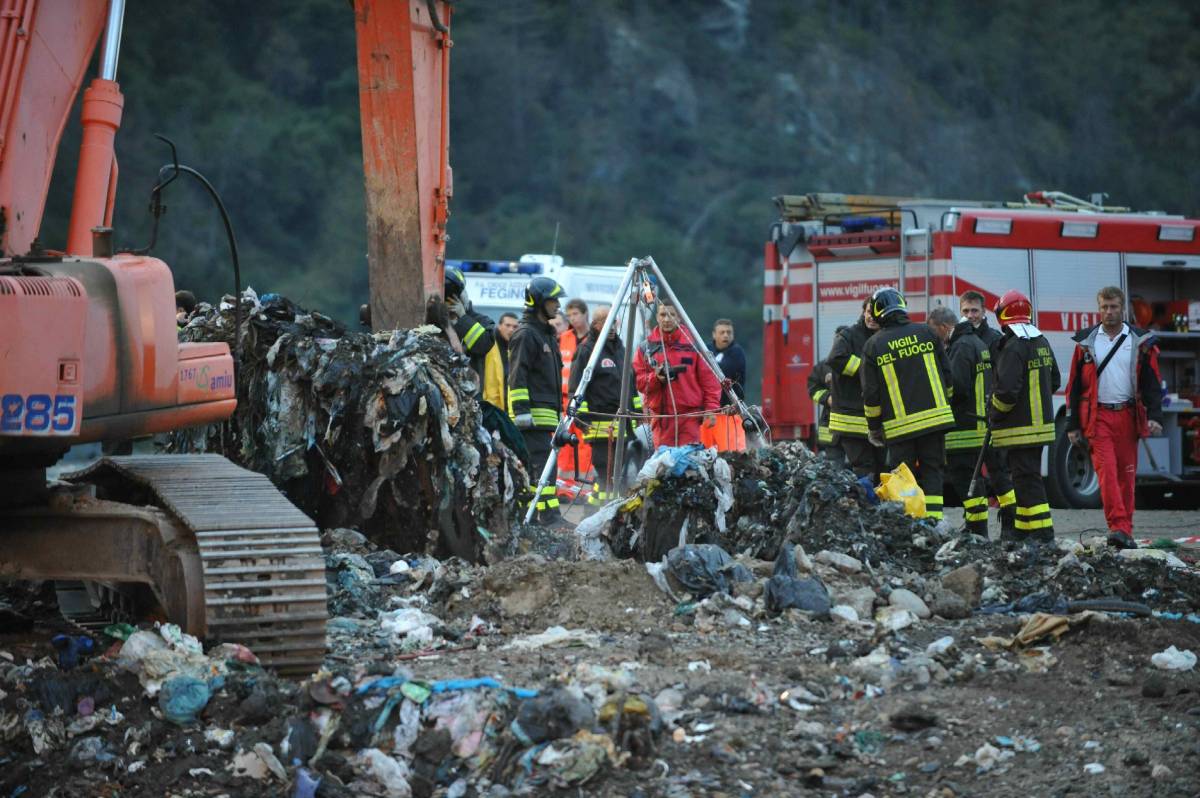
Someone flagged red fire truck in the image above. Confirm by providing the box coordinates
[762,192,1200,508]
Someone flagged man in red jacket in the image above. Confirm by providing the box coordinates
[634,302,722,448]
[1065,286,1164,550]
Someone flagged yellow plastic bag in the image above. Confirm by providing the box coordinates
[875,462,926,518]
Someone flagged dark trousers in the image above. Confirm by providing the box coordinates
[887,433,946,520]
[523,429,560,520]
[947,447,1016,535]
[840,435,883,481]
[587,435,613,505]
[1005,445,1052,538]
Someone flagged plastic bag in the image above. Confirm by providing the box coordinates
[875,462,926,518]
[159,675,212,725]
[510,686,595,745]
[764,545,831,616]
[665,544,753,599]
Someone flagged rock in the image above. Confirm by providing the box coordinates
[888,588,931,619]
[1142,675,1167,699]
[875,606,917,632]
[940,565,981,607]
[834,586,877,619]
[1122,750,1148,768]
[794,545,815,572]
[829,605,860,624]
[1151,763,1173,780]
[326,528,368,548]
[814,550,863,574]
[1083,762,1105,775]
[929,589,970,620]
[1104,672,1134,687]
[891,704,938,731]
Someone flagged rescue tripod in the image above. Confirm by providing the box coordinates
[524,256,768,524]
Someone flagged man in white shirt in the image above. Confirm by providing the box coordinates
[1065,286,1164,549]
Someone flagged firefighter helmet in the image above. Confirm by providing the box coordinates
[524,276,566,310]
[995,289,1033,326]
[444,265,466,298]
[869,287,907,320]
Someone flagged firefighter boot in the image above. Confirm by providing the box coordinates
[999,505,1017,542]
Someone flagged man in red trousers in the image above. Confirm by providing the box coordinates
[1065,286,1164,550]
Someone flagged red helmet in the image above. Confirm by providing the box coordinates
[995,289,1032,326]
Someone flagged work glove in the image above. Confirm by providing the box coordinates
[445,296,466,320]
[867,428,885,448]
[514,413,534,430]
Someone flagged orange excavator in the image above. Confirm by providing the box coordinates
[0,0,453,674]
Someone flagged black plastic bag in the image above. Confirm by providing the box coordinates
[764,545,830,616]
[666,544,753,599]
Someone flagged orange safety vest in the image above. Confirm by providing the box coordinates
[557,330,594,484]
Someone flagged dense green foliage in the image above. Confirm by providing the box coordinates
[40,1,1200,398]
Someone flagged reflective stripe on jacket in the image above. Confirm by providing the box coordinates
[990,327,1060,448]
[569,330,641,440]
[807,360,834,443]
[826,319,873,438]
[508,312,562,428]
[945,321,993,451]
[861,313,955,443]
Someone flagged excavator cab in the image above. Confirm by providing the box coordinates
[0,0,327,674]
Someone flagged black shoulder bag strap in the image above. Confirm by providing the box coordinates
[1094,332,1128,379]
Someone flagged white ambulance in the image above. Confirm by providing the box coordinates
[761,192,1200,508]
[456,254,627,323]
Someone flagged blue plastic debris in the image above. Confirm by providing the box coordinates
[50,634,94,670]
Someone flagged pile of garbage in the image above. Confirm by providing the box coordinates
[173,290,526,560]
[0,618,664,797]
[595,442,952,571]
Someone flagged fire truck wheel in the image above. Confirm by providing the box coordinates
[1046,417,1102,509]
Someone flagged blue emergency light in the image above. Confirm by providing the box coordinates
[445,259,542,275]
[841,216,888,232]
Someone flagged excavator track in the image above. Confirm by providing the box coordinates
[65,455,328,675]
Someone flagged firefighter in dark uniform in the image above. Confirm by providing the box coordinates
[807,358,839,463]
[508,276,567,522]
[568,305,642,506]
[861,288,956,522]
[826,301,882,480]
[944,317,1018,537]
[444,265,496,397]
[989,290,1060,543]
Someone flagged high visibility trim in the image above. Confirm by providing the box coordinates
[812,388,830,404]
[963,497,989,509]
[992,395,1015,412]
[863,404,882,418]
[632,396,644,409]
[997,490,1016,507]
[843,355,862,377]
[974,370,986,423]
[1016,503,1051,516]
[509,388,530,401]
[882,362,906,419]
[463,322,485,349]
[925,510,944,520]
[945,429,986,450]
[924,352,948,408]
[991,424,1054,446]
[817,426,833,444]
[924,495,944,506]
[578,401,590,413]
[1029,366,1044,435]
[964,510,989,522]
[882,406,955,437]
[829,412,868,433]
[1015,517,1053,530]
